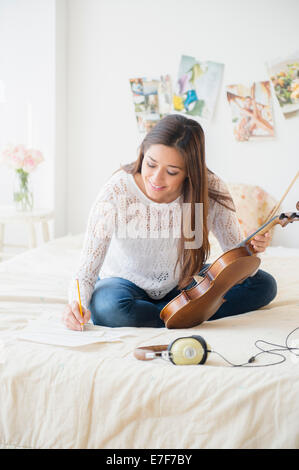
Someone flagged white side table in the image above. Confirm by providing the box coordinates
[0,205,54,261]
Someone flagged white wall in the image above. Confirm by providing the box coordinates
[0,0,298,250]
[67,0,299,247]
[0,0,56,248]
[54,0,67,237]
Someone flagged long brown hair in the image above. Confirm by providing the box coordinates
[117,114,235,289]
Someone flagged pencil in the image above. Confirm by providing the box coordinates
[76,278,84,332]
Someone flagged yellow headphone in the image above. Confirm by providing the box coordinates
[134,335,211,365]
[134,327,299,367]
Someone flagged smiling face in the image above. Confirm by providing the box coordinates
[138,144,188,203]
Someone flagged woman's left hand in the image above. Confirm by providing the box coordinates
[251,231,271,253]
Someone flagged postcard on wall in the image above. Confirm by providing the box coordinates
[129,75,172,133]
[173,55,224,122]
[226,81,275,142]
[157,74,172,116]
[266,51,299,115]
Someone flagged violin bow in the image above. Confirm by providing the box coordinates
[239,169,298,255]
[197,172,298,279]
[264,170,299,224]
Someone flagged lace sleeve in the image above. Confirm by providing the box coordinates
[67,184,116,310]
[210,178,244,252]
[210,176,261,276]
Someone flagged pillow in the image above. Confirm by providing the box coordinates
[228,183,277,241]
[208,183,277,259]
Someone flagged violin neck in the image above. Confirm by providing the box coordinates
[237,215,278,249]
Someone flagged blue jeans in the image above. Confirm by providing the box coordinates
[89,265,277,328]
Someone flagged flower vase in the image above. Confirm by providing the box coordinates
[13,168,34,212]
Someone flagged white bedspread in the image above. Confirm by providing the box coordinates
[0,234,298,449]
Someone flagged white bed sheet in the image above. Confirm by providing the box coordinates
[0,234,298,449]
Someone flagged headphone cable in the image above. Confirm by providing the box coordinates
[209,326,299,368]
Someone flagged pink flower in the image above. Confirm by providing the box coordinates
[23,156,35,173]
[0,144,44,173]
[0,144,26,169]
[23,149,44,173]
[0,144,12,163]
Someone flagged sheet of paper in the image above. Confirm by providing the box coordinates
[17,318,132,347]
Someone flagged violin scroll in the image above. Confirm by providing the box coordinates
[278,204,299,226]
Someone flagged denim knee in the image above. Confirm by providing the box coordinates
[252,269,277,306]
[89,277,133,318]
[88,277,156,327]
[262,271,277,304]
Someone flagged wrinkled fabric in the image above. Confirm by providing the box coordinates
[0,235,298,449]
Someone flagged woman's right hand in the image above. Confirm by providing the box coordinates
[62,301,91,331]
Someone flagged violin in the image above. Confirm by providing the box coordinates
[160,202,299,329]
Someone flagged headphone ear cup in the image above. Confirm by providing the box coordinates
[191,335,210,364]
[168,336,209,365]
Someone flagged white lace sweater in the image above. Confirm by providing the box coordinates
[68,169,250,310]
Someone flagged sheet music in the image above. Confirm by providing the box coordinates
[17,318,132,347]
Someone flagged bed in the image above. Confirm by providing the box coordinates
[0,185,299,449]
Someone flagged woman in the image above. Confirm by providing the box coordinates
[62,114,277,330]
